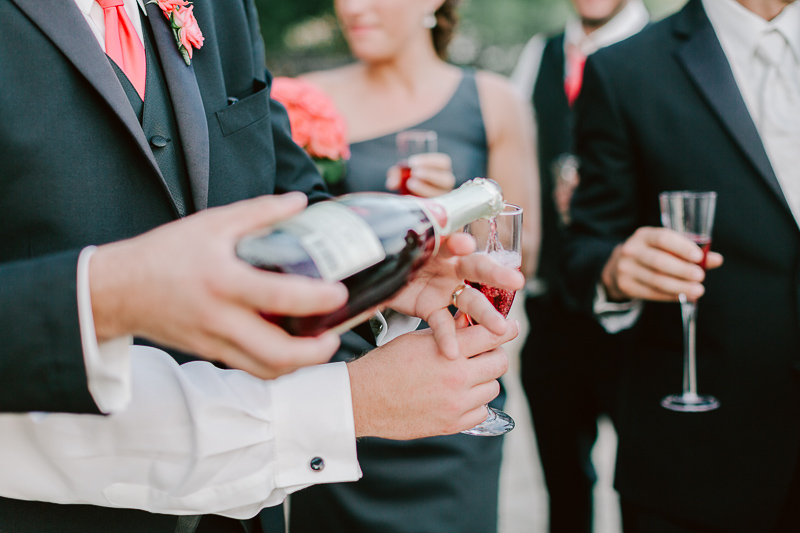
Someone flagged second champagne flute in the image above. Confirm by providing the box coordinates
[395,130,437,196]
[659,191,719,412]
[460,203,523,436]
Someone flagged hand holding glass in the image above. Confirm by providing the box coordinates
[659,191,719,412]
[396,130,437,195]
[461,203,522,436]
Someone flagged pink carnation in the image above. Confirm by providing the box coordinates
[172,6,204,58]
[271,77,350,161]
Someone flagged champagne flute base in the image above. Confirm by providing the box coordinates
[461,406,515,436]
[661,393,719,412]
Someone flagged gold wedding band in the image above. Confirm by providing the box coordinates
[451,283,467,307]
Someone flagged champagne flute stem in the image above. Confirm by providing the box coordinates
[679,293,698,398]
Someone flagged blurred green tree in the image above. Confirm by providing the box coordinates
[256,0,332,51]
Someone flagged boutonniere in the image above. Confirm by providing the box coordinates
[271,77,351,186]
[147,0,204,66]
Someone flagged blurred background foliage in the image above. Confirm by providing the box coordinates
[255,0,686,77]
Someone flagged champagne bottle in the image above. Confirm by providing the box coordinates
[236,178,505,337]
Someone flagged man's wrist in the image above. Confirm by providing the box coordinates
[600,245,627,302]
[89,242,135,342]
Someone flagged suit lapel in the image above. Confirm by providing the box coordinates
[10,0,163,182]
[145,2,209,210]
[672,0,791,214]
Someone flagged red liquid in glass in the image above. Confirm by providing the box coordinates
[687,233,711,270]
[398,165,412,195]
[468,278,518,318]
[466,217,521,320]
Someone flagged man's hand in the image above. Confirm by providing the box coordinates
[601,227,724,302]
[385,232,525,359]
[347,321,518,439]
[89,193,349,379]
[386,153,456,197]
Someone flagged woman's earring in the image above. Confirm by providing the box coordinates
[422,13,437,29]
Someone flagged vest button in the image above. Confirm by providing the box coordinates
[149,135,169,148]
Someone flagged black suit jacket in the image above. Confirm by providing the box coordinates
[532,33,571,291]
[0,0,327,415]
[0,0,326,530]
[564,0,800,530]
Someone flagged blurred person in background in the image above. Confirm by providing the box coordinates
[510,0,648,530]
[288,0,539,531]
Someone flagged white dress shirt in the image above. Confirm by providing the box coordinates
[595,0,800,333]
[0,347,358,518]
[0,1,366,516]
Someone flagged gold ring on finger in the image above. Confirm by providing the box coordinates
[451,283,467,307]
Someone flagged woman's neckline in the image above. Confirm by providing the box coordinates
[349,69,469,146]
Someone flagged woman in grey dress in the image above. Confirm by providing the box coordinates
[289,1,539,531]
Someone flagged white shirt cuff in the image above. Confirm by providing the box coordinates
[272,361,361,491]
[77,246,133,414]
[593,283,643,333]
[370,309,422,346]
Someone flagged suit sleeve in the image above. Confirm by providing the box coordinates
[0,250,100,414]
[268,92,331,204]
[562,55,642,313]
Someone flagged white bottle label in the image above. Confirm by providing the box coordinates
[281,202,386,281]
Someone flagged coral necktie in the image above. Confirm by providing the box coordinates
[97,0,146,99]
[564,44,586,107]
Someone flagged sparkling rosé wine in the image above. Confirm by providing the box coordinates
[467,250,521,318]
[236,178,505,337]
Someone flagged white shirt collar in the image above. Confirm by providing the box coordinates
[702,0,800,66]
[75,0,147,16]
[564,0,650,56]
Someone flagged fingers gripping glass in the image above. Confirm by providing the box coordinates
[659,191,720,413]
[460,203,523,436]
[395,130,437,195]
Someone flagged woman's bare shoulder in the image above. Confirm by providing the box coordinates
[474,70,520,105]
[299,64,361,94]
[474,70,533,143]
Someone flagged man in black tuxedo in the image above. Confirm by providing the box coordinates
[510,0,647,530]
[0,0,521,531]
[564,0,800,530]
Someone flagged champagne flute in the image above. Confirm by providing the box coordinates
[461,203,523,436]
[659,191,720,412]
[395,130,437,195]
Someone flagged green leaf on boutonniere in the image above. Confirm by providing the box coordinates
[314,158,346,185]
[171,28,192,66]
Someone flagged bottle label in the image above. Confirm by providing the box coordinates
[282,202,386,281]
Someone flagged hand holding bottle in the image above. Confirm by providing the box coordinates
[89,193,348,380]
[237,178,511,350]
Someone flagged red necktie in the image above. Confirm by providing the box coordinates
[97,0,146,99]
[564,45,586,107]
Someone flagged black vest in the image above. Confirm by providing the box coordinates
[532,33,573,296]
[109,17,194,217]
